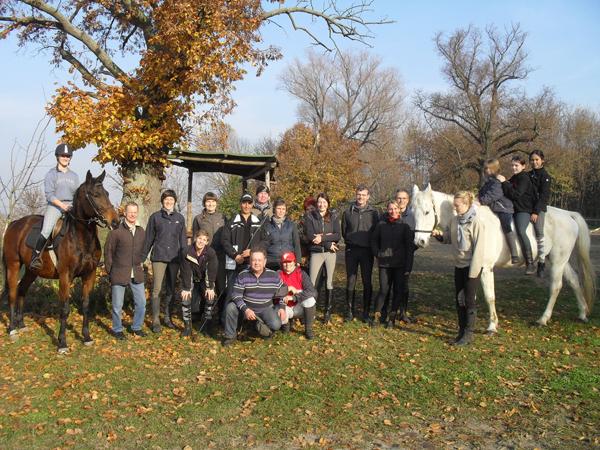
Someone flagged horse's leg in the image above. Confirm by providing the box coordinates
[57,272,72,353]
[16,270,37,330]
[480,268,498,334]
[6,262,20,338]
[81,271,96,345]
[562,262,589,322]
[537,260,566,326]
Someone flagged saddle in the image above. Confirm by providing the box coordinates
[25,216,68,251]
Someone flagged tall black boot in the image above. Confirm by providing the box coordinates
[524,251,536,275]
[304,306,316,339]
[398,291,413,323]
[344,289,355,322]
[163,300,177,329]
[454,308,476,346]
[385,310,397,329]
[537,261,545,278]
[29,235,48,270]
[323,289,333,323]
[181,320,192,338]
[453,305,467,343]
[151,296,161,333]
[361,295,371,323]
[505,231,519,264]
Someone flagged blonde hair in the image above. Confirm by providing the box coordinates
[387,200,399,209]
[454,191,474,208]
[483,158,500,175]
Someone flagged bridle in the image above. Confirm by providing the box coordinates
[413,199,439,234]
[68,186,111,228]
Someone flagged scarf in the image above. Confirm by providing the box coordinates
[272,216,285,228]
[456,205,477,251]
[387,215,400,223]
[254,202,269,213]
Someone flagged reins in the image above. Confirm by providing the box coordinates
[413,200,440,234]
[67,186,110,228]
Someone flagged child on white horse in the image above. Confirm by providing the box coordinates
[528,150,552,277]
[497,155,536,275]
[478,158,519,264]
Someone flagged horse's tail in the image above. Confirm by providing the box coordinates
[569,211,596,314]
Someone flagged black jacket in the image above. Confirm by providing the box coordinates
[221,213,266,266]
[502,171,534,214]
[529,167,551,214]
[371,218,414,270]
[142,209,187,263]
[304,209,341,253]
[180,245,218,291]
[341,203,380,248]
[192,210,226,251]
[264,217,302,264]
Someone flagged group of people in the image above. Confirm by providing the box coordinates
[34,144,550,347]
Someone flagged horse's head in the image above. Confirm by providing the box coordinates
[76,170,120,230]
[412,183,437,248]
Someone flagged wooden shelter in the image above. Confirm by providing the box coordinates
[167,149,278,229]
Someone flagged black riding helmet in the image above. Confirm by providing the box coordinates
[160,189,177,203]
[55,143,73,158]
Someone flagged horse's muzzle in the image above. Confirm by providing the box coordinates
[110,219,120,230]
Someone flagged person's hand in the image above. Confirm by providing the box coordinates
[431,229,442,237]
[278,308,287,322]
[241,249,251,258]
[181,290,191,301]
[312,234,322,244]
[205,288,215,301]
[330,243,339,252]
[496,174,506,183]
[244,309,256,320]
[234,254,245,264]
[530,213,538,223]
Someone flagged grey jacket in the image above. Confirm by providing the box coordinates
[192,210,226,251]
[44,167,79,204]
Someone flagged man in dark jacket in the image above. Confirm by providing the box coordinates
[142,189,187,333]
[221,193,266,303]
[341,184,379,322]
[251,184,273,220]
[104,202,147,340]
[180,229,218,338]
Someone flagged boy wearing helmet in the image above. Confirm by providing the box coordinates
[278,251,317,339]
[30,143,79,270]
[142,189,187,333]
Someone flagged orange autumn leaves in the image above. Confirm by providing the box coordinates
[47,0,277,166]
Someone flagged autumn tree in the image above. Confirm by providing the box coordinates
[274,122,362,218]
[415,24,557,184]
[0,1,388,223]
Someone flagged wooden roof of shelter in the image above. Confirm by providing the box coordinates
[167,149,278,182]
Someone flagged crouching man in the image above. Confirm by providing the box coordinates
[278,252,317,340]
[222,246,287,346]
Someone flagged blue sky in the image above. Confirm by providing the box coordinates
[1,0,599,201]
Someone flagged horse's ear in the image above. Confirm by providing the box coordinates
[85,170,93,184]
[96,170,106,184]
[412,184,420,196]
[425,183,432,192]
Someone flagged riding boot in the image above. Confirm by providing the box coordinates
[344,289,355,322]
[151,296,161,333]
[537,261,545,278]
[29,235,48,270]
[524,250,536,275]
[385,310,397,329]
[398,292,413,323]
[454,308,476,346]
[453,305,467,343]
[181,320,192,338]
[361,296,371,323]
[323,289,333,323]
[163,301,177,329]
[505,231,519,264]
[304,306,316,339]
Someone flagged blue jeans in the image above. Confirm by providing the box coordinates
[111,281,146,332]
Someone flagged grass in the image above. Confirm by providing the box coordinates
[0,266,599,449]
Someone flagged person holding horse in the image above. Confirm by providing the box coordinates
[478,158,519,264]
[370,200,414,328]
[264,197,302,271]
[432,191,485,346]
[497,155,536,275]
[528,150,552,277]
[222,246,287,346]
[278,251,317,339]
[30,143,80,270]
[142,189,187,333]
[180,229,218,338]
[305,193,341,323]
[104,202,147,340]
[341,184,379,322]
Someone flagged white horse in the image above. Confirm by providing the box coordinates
[411,184,596,333]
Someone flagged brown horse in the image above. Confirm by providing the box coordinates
[2,170,119,353]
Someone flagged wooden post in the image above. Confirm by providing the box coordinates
[265,169,270,190]
[242,178,248,193]
[187,169,193,239]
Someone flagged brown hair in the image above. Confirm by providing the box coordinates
[454,191,474,208]
[511,154,527,166]
[483,158,500,175]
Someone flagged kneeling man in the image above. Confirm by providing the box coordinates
[222,246,287,346]
[278,252,317,339]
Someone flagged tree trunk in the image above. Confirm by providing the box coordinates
[120,162,165,227]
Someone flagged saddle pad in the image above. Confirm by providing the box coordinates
[25,217,66,250]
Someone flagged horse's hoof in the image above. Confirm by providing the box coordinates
[9,329,18,336]
[9,331,18,342]
[84,339,94,346]
[533,319,547,327]
[486,330,497,336]
[577,317,589,324]
[57,347,69,355]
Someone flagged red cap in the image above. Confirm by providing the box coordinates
[280,252,296,264]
